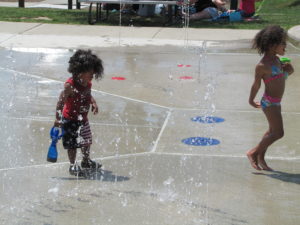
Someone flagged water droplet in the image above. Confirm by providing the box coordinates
[163,177,174,186]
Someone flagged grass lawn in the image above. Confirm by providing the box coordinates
[0,0,299,29]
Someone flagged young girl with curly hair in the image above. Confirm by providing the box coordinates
[54,49,104,176]
[247,25,294,171]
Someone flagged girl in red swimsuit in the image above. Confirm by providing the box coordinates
[247,25,294,171]
[54,49,104,176]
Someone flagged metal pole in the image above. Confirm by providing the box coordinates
[230,0,238,10]
[76,0,81,9]
[19,0,25,8]
[68,0,72,9]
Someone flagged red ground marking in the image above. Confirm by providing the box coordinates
[177,64,192,67]
[112,77,126,80]
[180,76,193,80]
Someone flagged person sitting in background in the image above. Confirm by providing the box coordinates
[238,0,261,18]
[121,4,139,14]
[186,0,228,21]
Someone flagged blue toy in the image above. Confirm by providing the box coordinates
[47,126,64,163]
[213,11,242,22]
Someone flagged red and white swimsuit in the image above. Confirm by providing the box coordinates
[63,77,92,121]
[63,77,92,146]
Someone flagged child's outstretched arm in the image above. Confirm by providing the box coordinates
[54,83,72,127]
[91,95,99,115]
[249,64,264,108]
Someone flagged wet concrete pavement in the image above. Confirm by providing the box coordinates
[0,22,300,225]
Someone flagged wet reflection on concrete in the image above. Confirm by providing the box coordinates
[0,42,300,225]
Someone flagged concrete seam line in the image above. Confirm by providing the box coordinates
[0,115,162,128]
[0,152,150,172]
[1,152,298,172]
[0,66,170,110]
[0,24,43,45]
[18,23,43,35]
[150,110,172,153]
[152,27,164,39]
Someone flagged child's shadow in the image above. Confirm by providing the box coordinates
[90,169,130,182]
[54,169,130,182]
[253,171,300,185]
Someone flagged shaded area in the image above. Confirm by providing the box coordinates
[288,0,300,7]
[254,171,300,185]
[52,169,130,182]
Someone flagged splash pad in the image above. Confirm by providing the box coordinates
[0,20,299,225]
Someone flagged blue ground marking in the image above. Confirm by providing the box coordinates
[182,137,220,146]
[191,116,225,124]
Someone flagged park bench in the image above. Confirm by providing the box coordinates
[77,0,178,24]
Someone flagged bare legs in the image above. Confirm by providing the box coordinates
[257,130,272,170]
[68,149,77,164]
[81,145,91,163]
[247,106,284,171]
[189,10,211,20]
[67,145,91,164]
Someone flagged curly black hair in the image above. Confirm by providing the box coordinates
[68,49,104,80]
[252,25,287,55]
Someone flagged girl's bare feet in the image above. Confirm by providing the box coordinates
[247,151,262,170]
[258,157,273,171]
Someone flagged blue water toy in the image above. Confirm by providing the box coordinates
[47,126,64,163]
